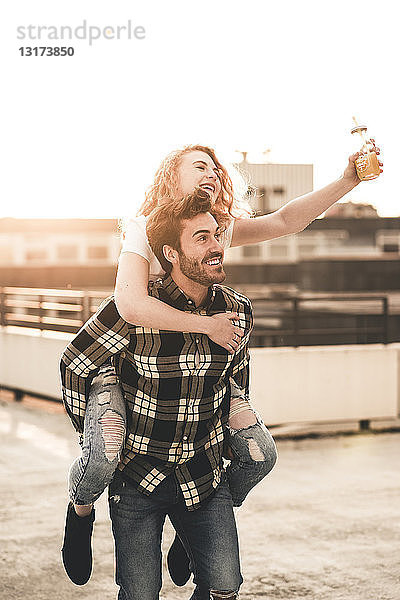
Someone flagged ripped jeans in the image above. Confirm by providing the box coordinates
[68,365,277,507]
[226,378,277,507]
[68,364,126,505]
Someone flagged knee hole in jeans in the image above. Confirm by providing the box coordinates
[230,432,270,463]
[247,437,266,462]
[98,410,125,462]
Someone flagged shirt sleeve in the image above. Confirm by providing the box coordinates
[121,217,153,263]
[228,297,254,399]
[60,296,130,433]
[221,218,235,249]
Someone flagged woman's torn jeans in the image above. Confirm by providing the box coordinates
[68,369,277,508]
[225,378,278,506]
[68,364,126,505]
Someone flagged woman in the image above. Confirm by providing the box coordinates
[61,143,382,586]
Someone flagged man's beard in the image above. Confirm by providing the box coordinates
[177,251,226,287]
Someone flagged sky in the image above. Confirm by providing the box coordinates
[2,0,398,218]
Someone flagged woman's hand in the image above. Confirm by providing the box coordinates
[342,139,383,187]
[206,312,244,354]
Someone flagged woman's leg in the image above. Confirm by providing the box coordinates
[62,363,126,585]
[225,378,277,507]
[69,363,126,507]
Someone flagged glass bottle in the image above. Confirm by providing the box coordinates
[350,118,380,181]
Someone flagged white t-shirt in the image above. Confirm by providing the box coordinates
[121,215,235,279]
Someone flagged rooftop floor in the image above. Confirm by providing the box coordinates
[1,395,399,600]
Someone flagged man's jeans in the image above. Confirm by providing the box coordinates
[108,471,242,600]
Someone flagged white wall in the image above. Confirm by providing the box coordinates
[250,344,400,424]
[1,328,399,424]
[0,328,71,399]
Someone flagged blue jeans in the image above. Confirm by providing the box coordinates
[226,419,277,506]
[108,471,242,600]
[69,364,126,505]
[68,366,277,506]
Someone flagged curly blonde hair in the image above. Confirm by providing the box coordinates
[137,145,254,227]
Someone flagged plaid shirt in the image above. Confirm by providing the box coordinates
[60,275,253,510]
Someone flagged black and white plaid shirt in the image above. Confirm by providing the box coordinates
[60,275,253,510]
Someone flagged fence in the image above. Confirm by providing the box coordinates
[0,287,395,347]
[0,287,107,333]
[250,295,391,347]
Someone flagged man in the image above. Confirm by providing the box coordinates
[61,189,254,599]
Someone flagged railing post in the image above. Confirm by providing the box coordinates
[0,288,6,327]
[81,293,91,325]
[38,294,44,331]
[359,419,370,431]
[15,389,24,402]
[293,297,299,348]
[382,296,389,345]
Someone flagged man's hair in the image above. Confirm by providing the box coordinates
[146,187,212,274]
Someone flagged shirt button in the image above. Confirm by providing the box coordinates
[196,338,200,343]
[187,300,193,305]
[183,436,188,441]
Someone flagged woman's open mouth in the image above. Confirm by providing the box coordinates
[200,183,216,194]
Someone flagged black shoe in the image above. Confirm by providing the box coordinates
[167,534,191,587]
[61,502,95,585]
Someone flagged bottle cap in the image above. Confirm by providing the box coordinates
[351,125,367,134]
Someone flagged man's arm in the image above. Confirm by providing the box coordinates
[60,296,130,433]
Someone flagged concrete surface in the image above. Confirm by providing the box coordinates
[1,395,399,600]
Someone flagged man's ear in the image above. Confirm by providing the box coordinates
[162,244,178,266]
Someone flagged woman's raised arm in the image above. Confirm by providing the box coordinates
[231,148,383,247]
[114,252,243,352]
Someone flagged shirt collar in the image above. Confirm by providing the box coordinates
[161,274,216,311]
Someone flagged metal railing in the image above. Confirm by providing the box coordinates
[250,294,391,347]
[0,287,394,346]
[0,287,108,333]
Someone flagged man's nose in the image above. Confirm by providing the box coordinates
[211,236,224,253]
